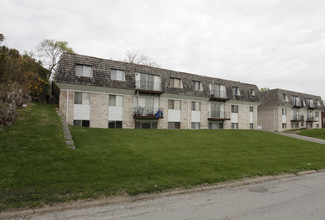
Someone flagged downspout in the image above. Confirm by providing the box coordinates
[66,89,69,123]
[273,107,276,132]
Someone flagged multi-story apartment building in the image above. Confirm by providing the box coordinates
[258,89,324,132]
[53,53,261,129]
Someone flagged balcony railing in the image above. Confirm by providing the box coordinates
[135,80,162,92]
[208,111,230,120]
[306,116,317,122]
[291,115,303,121]
[210,90,229,101]
[292,100,302,108]
[133,107,164,118]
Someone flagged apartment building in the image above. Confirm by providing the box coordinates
[53,53,261,129]
[258,89,324,132]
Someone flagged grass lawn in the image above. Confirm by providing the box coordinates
[1,103,325,211]
[297,129,325,140]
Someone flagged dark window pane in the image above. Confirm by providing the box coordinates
[116,121,122,128]
[109,121,115,128]
[82,120,90,127]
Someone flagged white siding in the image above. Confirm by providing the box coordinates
[108,107,123,120]
[191,111,201,122]
[231,113,238,123]
[74,104,90,120]
[168,110,181,122]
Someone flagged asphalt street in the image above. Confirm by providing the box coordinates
[13,171,325,220]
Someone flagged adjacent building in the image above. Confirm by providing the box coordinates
[258,89,324,132]
[53,53,261,129]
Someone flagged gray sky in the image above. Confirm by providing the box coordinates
[1,0,325,98]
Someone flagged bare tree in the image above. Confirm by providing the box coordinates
[37,39,74,81]
[124,50,159,67]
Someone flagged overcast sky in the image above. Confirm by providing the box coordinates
[1,0,325,98]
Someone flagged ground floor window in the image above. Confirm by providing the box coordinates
[307,122,313,129]
[301,121,304,127]
[74,120,90,127]
[231,123,238,129]
[291,122,299,129]
[168,122,180,129]
[209,121,223,129]
[316,124,319,128]
[191,122,200,129]
[135,120,157,129]
[282,123,287,129]
[108,121,122,128]
[250,123,254,129]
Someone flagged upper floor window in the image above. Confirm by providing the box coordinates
[168,100,181,110]
[249,106,254,112]
[282,108,287,115]
[291,96,301,106]
[231,105,238,113]
[233,87,240,96]
[302,100,306,106]
[193,81,203,91]
[250,89,255,96]
[75,64,92,77]
[316,99,321,106]
[191,101,201,111]
[170,77,182,88]
[109,95,123,107]
[74,92,90,105]
[211,84,227,98]
[111,69,125,81]
[282,94,288,102]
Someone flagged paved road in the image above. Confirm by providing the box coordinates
[16,171,325,220]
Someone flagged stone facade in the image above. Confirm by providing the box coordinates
[54,53,262,130]
[258,89,324,132]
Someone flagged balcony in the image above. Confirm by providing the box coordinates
[208,111,230,121]
[210,90,229,101]
[307,103,316,110]
[133,107,164,119]
[135,80,163,94]
[291,115,303,122]
[306,116,317,122]
[292,100,302,108]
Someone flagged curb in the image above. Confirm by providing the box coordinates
[1,169,324,219]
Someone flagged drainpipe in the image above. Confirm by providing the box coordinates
[66,89,69,123]
[188,100,190,129]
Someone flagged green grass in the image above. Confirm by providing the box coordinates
[1,103,325,211]
[297,129,325,140]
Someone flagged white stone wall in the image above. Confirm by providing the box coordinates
[90,93,109,128]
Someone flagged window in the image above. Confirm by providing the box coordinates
[249,106,254,112]
[250,89,255,96]
[250,123,254,129]
[209,122,223,129]
[168,100,181,110]
[109,95,123,107]
[282,108,287,115]
[301,121,304,127]
[302,100,306,106]
[135,120,157,129]
[75,64,92,77]
[170,77,182,88]
[291,122,299,129]
[193,81,202,91]
[138,73,155,90]
[231,123,238,129]
[233,87,240,96]
[191,122,200,129]
[168,122,180,129]
[211,84,227,98]
[108,121,122,128]
[307,122,313,129]
[316,124,319,128]
[231,105,238,113]
[111,69,125,81]
[74,120,90,127]
[282,123,287,129]
[74,92,90,105]
[191,101,201,111]
[283,94,288,102]
[316,99,321,106]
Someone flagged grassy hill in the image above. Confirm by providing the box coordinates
[1,103,325,211]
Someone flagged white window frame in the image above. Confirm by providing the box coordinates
[111,69,125,81]
[233,87,240,96]
[75,64,93,77]
[193,81,203,91]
